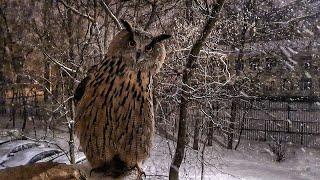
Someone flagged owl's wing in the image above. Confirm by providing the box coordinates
[74,76,90,104]
[74,64,98,104]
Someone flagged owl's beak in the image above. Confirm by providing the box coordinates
[135,50,144,64]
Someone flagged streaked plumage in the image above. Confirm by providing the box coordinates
[74,20,170,178]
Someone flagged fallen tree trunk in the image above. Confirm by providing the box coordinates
[0,162,141,180]
[0,162,80,180]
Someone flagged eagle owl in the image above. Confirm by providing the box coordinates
[74,20,171,178]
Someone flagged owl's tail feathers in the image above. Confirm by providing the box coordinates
[90,155,130,178]
[109,155,130,178]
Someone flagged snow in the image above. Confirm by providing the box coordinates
[283,61,295,70]
[0,133,319,179]
[280,46,292,58]
[305,71,312,79]
[287,47,298,55]
[1,146,61,168]
[287,57,298,65]
[303,29,314,37]
[0,140,39,166]
[140,136,320,180]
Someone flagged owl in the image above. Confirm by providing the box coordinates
[74,19,171,179]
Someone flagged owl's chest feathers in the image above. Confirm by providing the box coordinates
[91,58,153,109]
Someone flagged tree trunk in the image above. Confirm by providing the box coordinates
[169,95,188,180]
[193,114,201,150]
[43,0,52,103]
[66,7,76,165]
[43,62,51,102]
[169,1,225,179]
[227,99,237,149]
[10,90,16,128]
[207,120,214,146]
[21,93,27,131]
[68,114,76,164]
[207,102,218,146]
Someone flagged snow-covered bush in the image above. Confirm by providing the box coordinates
[268,137,287,162]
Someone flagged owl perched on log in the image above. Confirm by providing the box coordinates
[74,20,171,179]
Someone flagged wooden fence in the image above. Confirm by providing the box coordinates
[241,118,320,147]
[203,99,320,147]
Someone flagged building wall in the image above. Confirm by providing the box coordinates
[230,50,320,98]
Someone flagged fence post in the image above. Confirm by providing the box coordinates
[300,123,303,145]
[10,88,16,128]
[207,120,213,146]
[264,120,267,141]
[287,103,291,120]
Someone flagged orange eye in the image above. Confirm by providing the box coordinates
[128,41,136,47]
[145,45,152,52]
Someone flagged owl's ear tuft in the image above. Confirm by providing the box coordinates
[120,19,133,35]
[150,34,171,46]
[155,34,172,42]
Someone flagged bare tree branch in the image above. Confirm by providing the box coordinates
[99,0,122,30]
[194,0,210,15]
[58,0,96,23]
[272,11,320,24]
[144,1,158,30]
[42,51,76,74]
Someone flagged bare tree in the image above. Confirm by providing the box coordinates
[169,1,226,179]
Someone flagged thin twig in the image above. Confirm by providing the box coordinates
[58,0,96,23]
[272,11,320,24]
[99,0,122,30]
[41,51,76,74]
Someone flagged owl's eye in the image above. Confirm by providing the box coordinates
[128,41,136,47]
[145,45,153,52]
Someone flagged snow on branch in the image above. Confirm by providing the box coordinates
[272,11,320,25]
[58,0,96,23]
[41,51,76,74]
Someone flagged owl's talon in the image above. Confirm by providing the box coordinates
[89,169,94,176]
[140,171,146,180]
[137,171,146,180]
[134,165,146,180]
[89,168,99,176]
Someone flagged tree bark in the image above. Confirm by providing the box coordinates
[193,112,201,150]
[207,102,218,146]
[207,120,214,146]
[144,1,157,30]
[227,99,237,149]
[0,162,81,180]
[66,7,76,165]
[169,1,225,179]
[43,0,53,103]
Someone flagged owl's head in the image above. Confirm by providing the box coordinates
[107,20,171,75]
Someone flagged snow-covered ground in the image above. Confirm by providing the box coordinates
[0,130,319,180]
[142,136,320,180]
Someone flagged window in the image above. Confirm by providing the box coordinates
[265,58,276,71]
[282,79,287,90]
[249,59,259,70]
[235,60,244,71]
[12,56,24,70]
[282,79,293,91]
[300,78,312,90]
[304,62,311,69]
[264,80,275,92]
